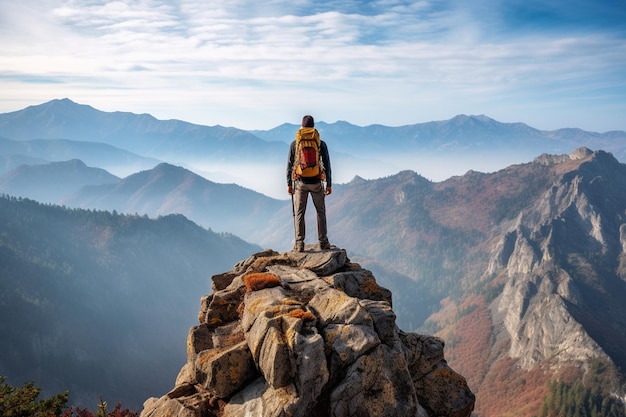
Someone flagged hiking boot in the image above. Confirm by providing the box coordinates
[293,242,304,252]
[319,241,331,250]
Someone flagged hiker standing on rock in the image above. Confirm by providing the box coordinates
[287,115,332,252]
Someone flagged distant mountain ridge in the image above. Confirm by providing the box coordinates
[251,114,626,161]
[0,158,289,241]
[2,98,625,166]
[0,136,160,177]
[60,162,286,237]
[0,99,285,162]
[2,98,625,194]
[0,159,119,203]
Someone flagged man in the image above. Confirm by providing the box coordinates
[287,115,332,252]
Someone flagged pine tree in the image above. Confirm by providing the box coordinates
[0,376,69,417]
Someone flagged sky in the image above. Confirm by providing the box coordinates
[0,0,625,132]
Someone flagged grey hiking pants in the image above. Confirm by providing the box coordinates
[293,181,329,245]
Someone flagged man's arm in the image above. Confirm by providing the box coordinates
[320,141,332,188]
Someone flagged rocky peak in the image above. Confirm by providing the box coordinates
[532,146,594,166]
[140,247,475,417]
[486,149,626,371]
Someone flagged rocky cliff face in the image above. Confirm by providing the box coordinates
[487,149,626,372]
[140,247,475,417]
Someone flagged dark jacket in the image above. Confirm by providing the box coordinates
[286,139,332,187]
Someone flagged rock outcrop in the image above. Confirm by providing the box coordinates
[140,247,475,417]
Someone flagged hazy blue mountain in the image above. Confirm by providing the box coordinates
[252,116,626,188]
[251,116,626,162]
[0,195,260,410]
[0,159,119,203]
[62,162,287,238]
[0,136,160,177]
[0,152,49,175]
[4,99,625,192]
[0,98,286,163]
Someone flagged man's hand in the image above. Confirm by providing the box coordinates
[288,186,294,195]
[325,186,332,195]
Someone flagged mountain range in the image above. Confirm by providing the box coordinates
[2,98,626,196]
[0,136,159,178]
[1,99,626,416]
[0,159,119,204]
[62,162,285,238]
[0,98,285,162]
[252,115,626,156]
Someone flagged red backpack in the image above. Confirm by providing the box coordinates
[293,127,325,180]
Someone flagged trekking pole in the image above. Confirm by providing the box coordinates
[291,191,297,247]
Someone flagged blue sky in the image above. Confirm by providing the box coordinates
[1,0,625,131]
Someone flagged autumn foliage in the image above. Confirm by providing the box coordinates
[434,295,550,417]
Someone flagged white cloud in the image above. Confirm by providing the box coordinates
[0,0,625,131]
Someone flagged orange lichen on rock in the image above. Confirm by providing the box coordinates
[287,308,316,322]
[243,272,282,292]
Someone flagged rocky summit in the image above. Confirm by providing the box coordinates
[140,247,475,417]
